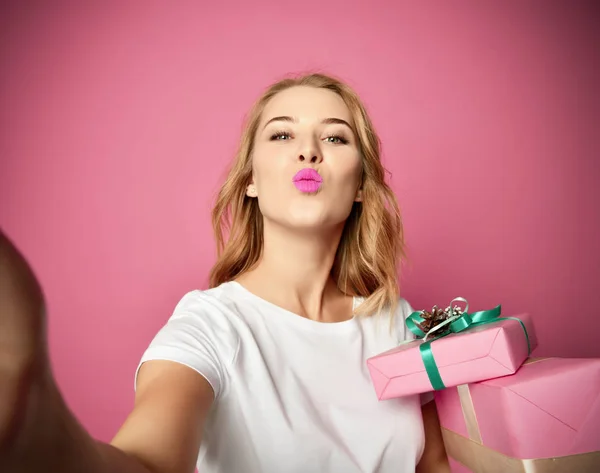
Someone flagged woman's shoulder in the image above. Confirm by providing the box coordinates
[379,296,417,342]
[147,282,244,359]
[138,282,243,397]
[170,281,243,320]
[397,297,416,319]
[354,294,414,319]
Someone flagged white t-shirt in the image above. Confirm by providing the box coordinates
[136,281,431,473]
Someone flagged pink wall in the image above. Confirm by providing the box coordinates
[1,2,598,442]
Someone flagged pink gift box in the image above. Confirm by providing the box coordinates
[367,314,535,400]
[435,358,600,472]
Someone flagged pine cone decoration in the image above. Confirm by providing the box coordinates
[445,304,465,318]
[416,305,450,335]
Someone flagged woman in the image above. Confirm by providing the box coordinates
[0,73,450,473]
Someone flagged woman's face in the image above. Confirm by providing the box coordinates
[249,86,363,232]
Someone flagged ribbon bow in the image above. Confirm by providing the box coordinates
[405,298,531,391]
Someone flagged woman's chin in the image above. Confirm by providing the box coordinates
[266,215,348,235]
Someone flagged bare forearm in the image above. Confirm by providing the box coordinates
[0,369,153,473]
[417,400,451,473]
[0,232,155,473]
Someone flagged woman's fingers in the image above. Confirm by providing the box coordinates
[0,230,48,447]
[0,230,46,362]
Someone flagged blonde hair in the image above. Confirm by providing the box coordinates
[209,73,406,319]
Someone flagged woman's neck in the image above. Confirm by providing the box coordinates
[234,220,353,322]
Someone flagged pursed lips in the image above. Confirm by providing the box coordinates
[292,168,323,192]
[292,168,323,182]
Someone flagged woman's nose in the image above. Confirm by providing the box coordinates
[297,143,322,164]
[297,153,321,163]
[296,135,323,164]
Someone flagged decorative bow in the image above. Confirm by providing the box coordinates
[405,298,531,390]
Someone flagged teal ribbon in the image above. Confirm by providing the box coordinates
[406,299,531,391]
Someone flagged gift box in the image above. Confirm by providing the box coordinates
[435,358,600,472]
[367,300,536,399]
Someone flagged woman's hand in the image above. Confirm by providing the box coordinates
[417,400,451,473]
[0,230,212,473]
[0,229,49,449]
[0,231,114,473]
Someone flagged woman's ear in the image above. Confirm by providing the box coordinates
[246,180,257,198]
[354,188,363,202]
[355,173,364,202]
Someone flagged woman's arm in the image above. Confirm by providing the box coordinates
[110,360,214,473]
[416,399,451,473]
[0,231,213,473]
[2,359,214,473]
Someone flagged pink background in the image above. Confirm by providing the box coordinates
[1,1,598,443]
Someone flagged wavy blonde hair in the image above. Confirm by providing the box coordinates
[209,73,406,318]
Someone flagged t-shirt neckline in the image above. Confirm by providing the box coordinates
[227,281,361,333]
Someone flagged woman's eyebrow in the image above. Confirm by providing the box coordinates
[263,116,295,129]
[320,117,352,130]
[262,116,353,130]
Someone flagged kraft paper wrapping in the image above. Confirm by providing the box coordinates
[442,428,600,473]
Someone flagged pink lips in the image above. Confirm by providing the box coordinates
[292,168,323,193]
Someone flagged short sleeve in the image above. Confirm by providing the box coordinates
[396,297,435,406]
[395,297,416,343]
[134,290,240,400]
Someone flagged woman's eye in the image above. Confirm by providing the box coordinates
[324,135,348,145]
[269,131,348,144]
[270,132,292,141]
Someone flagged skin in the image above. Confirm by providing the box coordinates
[237,86,364,323]
[0,86,449,473]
